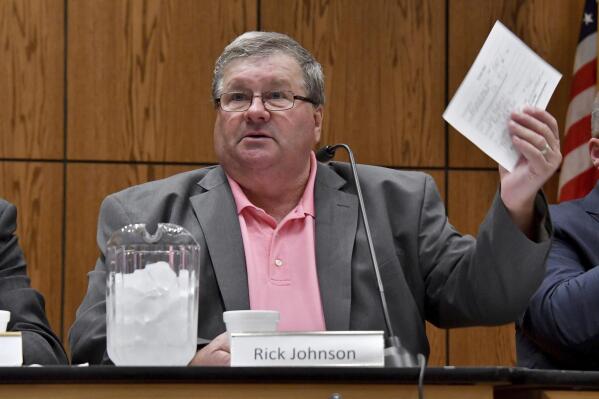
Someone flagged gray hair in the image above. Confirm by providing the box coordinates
[212,31,325,106]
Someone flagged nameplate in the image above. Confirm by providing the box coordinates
[230,331,384,367]
[0,332,23,366]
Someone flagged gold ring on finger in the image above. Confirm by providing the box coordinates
[540,142,550,155]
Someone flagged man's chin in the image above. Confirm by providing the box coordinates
[231,150,279,170]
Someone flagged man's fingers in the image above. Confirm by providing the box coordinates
[189,332,231,366]
[189,348,230,366]
[212,332,231,351]
[508,120,552,162]
[211,350,231,365]
[509,109,559,152]
[512,136,562,177]
[508,109,563,167]
[511,135,550,171]
[522,106,559,140]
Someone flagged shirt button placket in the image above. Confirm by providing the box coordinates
[270,225,289,281]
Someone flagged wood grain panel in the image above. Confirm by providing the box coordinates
[63,163,198,341]
[448,0,584,168]
[0,0,64,159]
[67,0,256,162]
[0,383,494,399]
[261,0,446,167]
[542,392,599,399]
[544,173,560,205]
[497,390,599,399]
[447,170,518,366]
[0,162,64,338]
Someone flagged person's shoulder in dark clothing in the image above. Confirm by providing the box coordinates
[0,198,68,365]
[517,185,599,370]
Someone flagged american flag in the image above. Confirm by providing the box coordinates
[558,0,599,201]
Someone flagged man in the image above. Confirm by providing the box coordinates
[0,198,68,365]
[70,32,561,365]
[517,137,599,370]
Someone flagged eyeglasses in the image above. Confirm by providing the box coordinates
[216,90,317,112]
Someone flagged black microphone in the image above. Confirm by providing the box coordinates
[316,144,420,368]
[315,145,337,162]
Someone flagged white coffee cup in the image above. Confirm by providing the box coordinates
[0,310,11,333]
[223,310,279,334]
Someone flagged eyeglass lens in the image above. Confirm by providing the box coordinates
[220,91,295,111]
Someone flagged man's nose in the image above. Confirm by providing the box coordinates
[244,95,270,122]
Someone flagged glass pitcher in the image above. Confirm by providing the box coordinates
[106,223,200,365]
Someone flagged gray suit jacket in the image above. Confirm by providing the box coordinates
[70,162,551,364]
[0,199,68,365]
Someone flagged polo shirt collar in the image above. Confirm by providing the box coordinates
[225,151,317,218]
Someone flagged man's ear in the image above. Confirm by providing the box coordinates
[590,138,599,168]
[313,106,323,143]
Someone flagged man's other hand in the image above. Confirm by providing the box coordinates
[189,332,230,366]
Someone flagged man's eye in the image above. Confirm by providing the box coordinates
[267,91,285,100]
[229,93,249,102]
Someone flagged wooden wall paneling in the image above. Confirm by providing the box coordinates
[0,0,64,159]
[0,162,64,338]
[67,0,257,163]
[261,0,446,168]
[0,383,495,399]
[425,322,446,366]
[448,0,584,171]
[451,323,517,366]
[446,170,518,366]
[63,163,198,343]
[424,170,447,366]
[544,173,560,205]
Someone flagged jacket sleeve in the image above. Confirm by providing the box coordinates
[520,209,599,364]
[420,177,551,328]
[0,199,68,365]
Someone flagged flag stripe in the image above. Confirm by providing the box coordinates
[573,32,597,72]
[557,0,598,201]
[570,59,596,98]
[565,86,595,132]
[559,167,599,201]
[559,144,593,191]
[563,115,592,156]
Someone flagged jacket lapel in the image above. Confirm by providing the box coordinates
[188,163,359,325]
[314,163,358,331]
[190,167,250,311]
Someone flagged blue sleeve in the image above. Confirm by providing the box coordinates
[521,205,599,362]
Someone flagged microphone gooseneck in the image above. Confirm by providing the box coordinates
[316,144,419,368]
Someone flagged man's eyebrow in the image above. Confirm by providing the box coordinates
[222,81,249,91]
[224,77,294,91]
[267,77,293,87]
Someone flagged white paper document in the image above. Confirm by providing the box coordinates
[443,21,562,171]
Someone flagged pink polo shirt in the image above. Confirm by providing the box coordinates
[226,152,326,331]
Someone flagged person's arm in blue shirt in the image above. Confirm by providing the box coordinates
[521,204,599,365]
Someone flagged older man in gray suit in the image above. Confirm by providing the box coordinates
[0,199,67,364]
[70,32,561,365]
